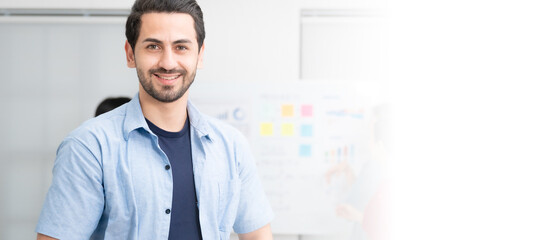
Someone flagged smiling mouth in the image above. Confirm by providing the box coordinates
[154,74,181,80]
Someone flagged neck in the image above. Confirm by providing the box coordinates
[138,88,189,132]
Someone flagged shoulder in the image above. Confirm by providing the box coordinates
[62,104,127,156]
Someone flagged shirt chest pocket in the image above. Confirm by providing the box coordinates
[218,178,241,232]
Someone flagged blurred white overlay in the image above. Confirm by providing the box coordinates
[386,0,559,239]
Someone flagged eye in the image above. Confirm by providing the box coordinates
[176,45,188,51]
[147,44,160,50]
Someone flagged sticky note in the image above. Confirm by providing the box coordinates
[281,104,294,117]
[301,104,313,117]
[299,144,312,157]
[301,124,313,137]
[281,123,295,136]
[260,123,273,136]
[260,104,275,119]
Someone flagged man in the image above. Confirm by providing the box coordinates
[36,0,274,239]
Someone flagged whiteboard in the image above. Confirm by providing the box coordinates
[190,81,382,235]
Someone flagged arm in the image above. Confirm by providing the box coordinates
[238,224,273,240]
[37,233,58,240]
[35,138,104,239]
[232,133,274,235]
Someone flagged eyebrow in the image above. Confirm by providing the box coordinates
[142,38,193,45]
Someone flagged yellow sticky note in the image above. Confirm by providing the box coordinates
[260,123,274,136]
[281,123,295,136]
[281,104,294,117]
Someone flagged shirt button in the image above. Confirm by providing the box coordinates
[165,165,170,170]
[165,209,171,214]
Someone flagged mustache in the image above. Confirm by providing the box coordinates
[149,68,187,75]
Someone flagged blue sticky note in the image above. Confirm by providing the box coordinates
[299,144,312,157]
[301,124,313,137]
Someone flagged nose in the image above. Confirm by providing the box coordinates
[158,48,178,70]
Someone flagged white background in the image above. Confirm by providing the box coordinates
[386,0,559,239]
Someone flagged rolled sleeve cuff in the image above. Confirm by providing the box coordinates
[233,206,274,234]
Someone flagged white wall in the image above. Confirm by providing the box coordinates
[199,0,378,85]
[0,0,134,9]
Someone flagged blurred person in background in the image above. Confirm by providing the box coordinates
[325,105,390,240]
[94,96,131,117]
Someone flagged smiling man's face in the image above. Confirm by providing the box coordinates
[126,12,204,103]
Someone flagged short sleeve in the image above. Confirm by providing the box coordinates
[232,135,274,234]
[36,138,105,239]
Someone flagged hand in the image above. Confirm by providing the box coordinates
[325,161,355,185]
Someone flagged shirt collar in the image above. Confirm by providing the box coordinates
[187,99,213,142]
[122,93,212,141]
[123,93,148,140]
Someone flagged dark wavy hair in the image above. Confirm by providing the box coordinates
[125,0,205,52]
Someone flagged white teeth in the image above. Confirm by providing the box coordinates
[156,75,179,80]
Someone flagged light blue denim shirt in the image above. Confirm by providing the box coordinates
[36,94,274,240]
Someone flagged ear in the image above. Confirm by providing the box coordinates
[197,43,205,69]
[125,41,136,68]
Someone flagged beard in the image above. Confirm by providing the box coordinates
[137,67,195,103]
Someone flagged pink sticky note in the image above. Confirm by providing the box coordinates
[301,104,313,117]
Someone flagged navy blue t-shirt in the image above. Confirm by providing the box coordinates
[146,118,203,240]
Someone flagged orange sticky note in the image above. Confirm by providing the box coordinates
[281,104,294,117]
